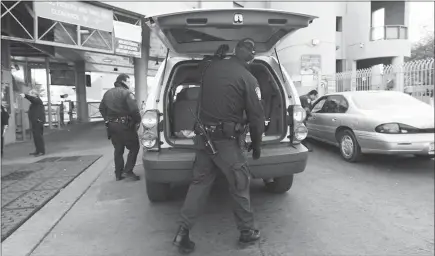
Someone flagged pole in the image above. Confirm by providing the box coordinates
[45,57,52,128]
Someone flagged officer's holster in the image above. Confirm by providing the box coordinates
[205,122,246,143]
[109,116,134,129]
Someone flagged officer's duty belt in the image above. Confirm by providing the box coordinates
[109,117,128,123]
[204,122,244,139]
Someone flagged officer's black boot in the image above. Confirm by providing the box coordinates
[239,229,261,246]
[122,171,140,181]
[173,226,195,254]
[114,170,124,181]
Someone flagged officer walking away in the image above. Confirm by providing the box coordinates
[20,90,46,157]
[299,89,318,152]
[1,104,10,158]
[99,74,141,182]
[173,39,266,254]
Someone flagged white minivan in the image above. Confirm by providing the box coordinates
[141,8,317,202]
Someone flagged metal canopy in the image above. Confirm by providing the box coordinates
[1,0,143,55]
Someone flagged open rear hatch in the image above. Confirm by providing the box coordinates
[145,8,317,56]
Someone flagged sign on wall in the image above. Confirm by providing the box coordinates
[34,1,114,32]
[83,52,133,67]
[300,54,321,75]
[113,21,142,58]
[50,70,76,86]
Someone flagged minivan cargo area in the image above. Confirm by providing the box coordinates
[164,59,287,147]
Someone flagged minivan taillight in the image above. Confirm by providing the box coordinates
[287,105,308,144]
[141,110,160,151]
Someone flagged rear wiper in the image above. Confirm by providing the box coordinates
[274,47,286,83]
[274,47,291,99]
[156,48,170,103]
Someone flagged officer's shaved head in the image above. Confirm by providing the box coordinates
[115,73,131,89]
[235,38,256,63]
[116,73,130,83]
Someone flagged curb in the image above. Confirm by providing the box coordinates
[1,151,113,256]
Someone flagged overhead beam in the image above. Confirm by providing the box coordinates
[26,43,56,58]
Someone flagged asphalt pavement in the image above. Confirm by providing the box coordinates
[25,139,435,256]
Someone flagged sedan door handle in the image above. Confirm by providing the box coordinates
[332,118,337,121]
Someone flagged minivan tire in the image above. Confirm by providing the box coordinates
[338,129,362,163]
[264,175,294,194]
[146,179,170,202]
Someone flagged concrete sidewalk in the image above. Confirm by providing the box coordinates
[1,122,115,255]
[15,161,262,256]
[2,121,107,164]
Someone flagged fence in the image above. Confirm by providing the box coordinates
[88,101,103,120]
[323,58,434,105]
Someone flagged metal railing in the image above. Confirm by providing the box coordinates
[88,101,103,120]
[323,58,434,105]
[370,25,408,41]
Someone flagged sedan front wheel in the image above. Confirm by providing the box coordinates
[338,129,362,163]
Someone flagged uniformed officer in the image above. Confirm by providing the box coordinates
[99,74,141,181]
[173,39,266,254]
[299,89,318,152]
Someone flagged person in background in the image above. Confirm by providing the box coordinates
[20,90,46,157]
[299,89,318,152]
[59,101,65,126]
[1,104,10,158]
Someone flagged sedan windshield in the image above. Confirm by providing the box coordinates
[351,92,428,110]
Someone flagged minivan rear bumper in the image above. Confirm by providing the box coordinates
[143,143,308,184]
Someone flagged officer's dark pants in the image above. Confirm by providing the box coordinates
[1,125,4,156]
[32,122,45,154]
[178,136,255,231]
[108,122,139,174]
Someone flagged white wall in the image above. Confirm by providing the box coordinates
[200,1,233,9]
[344,2,411,61]
[238,1,266,8]
[270,2,337,78]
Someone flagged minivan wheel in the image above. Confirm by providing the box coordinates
[264,175,294,194]
[338,129,362,163]
[146,179,170,202]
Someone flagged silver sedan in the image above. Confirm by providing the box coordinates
[306,91,434,162]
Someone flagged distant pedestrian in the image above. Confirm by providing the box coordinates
[20,90,46,157]
[299,89,318,152]
[1,105,9,158]
[59,101,65,126]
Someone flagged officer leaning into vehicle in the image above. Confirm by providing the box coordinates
[99,74,141,182]
[173,38,266,254]
[299,89,318,152]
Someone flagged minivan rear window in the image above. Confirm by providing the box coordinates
[166,27,282,44]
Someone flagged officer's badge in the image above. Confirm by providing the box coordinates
[255,87,262,100]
